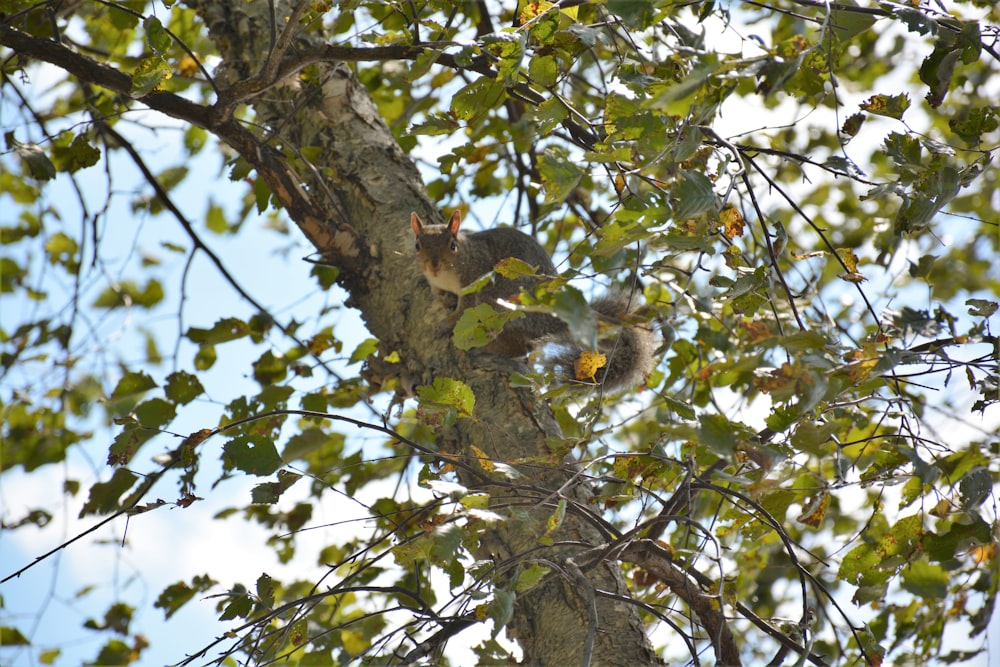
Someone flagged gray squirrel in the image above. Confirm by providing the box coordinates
[411,210,655,392]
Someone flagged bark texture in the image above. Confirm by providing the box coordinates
[181,3,661,663]
[1,2,664,664]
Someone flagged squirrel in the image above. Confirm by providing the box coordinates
[411,209,656,392]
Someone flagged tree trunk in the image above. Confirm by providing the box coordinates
[184,2,661,664]
[0,0,661,662]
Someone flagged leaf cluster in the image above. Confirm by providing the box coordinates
[1,1,998,665]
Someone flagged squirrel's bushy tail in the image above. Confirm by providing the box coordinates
[552,292,657,392]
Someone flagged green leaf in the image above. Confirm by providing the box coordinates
[224,435,282,477]
[664,395,696,420]
[461,271,494,297]
[186,317,249,344]
[94,639,136,665]
[253,176,271,213]
[50,133,101,173]
[647,54,720,111]
[83,602,134,634]
[0,626,29,645]
[949,107,998,145]
[252,350,287,386]
[92,279,164,309]
[348,337,379,364]
[194,344,216,370]
[416,377,475,419]
[164,371,205,405]
[550,286,595,347]
[451,77,506,121]
[515,564,551,593]
[919,42,960,109]
[487,32,525,81]
[957,20,982,65]
[108,420,156,465]
[144,16,172,55]
[958,466,991,509]
[487,588,515,638]
[135,398,176,429]
[108,5,140,30]
[283,428,342,461]
[673,171,717,219]
[830,2,876,41]
[698,413,736,456]
[410,114,460,136]
[900,559,949,599]
[184,126,208,153]
[925,516,991,563]
[205,202,228,233]
[893,6,937,36]
[79,468,139,516]
[529,54,558,88]
[250,470,303,504]
[431,524,464,562]
[608,0,658,29]
[11,137,56,180]
[132,56,172,98]
[537,147,584,204]
[256,573,275,609]
[967,299,998,318]
[453,303,522,351]
[219,593,253,621]
[908,254,938,279]
[0,257,26,292]
[542,498,566,543]
[859,93,911,120]
[154,575,216,620]
[39,648,60,664]
[44,232,79,270]
[838,514,924,588]
[493,257,542,280]
[111,371,157,401]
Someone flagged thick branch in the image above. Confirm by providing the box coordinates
[0,24,358,265]
[620,540,741,667]
[0,25,211,127]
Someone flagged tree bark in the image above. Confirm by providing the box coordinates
[2,2,663,663]
[184,2,662,664]
[186,3,664,663]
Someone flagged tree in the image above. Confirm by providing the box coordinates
[1,0,998,665]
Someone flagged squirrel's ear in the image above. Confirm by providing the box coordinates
[410,212,423,234]
[448,210,463,235]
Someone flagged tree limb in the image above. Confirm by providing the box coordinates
[0,24,358,265]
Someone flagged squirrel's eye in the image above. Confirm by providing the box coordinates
[450,239,458,252]
[414,241,421,251]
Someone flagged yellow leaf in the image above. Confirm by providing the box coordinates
[971,542,995,564]
[796,491,829,528]
[837,248,859,272]
[614,173,626,195]
[720,204,745,239]
[470,444,495,472]
[178,54,200,78]
[574,350,607,382]
[849,357,878,382]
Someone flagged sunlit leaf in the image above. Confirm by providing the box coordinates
[132,56,172,97]
[537,146,584,204]
[144,16,172,55]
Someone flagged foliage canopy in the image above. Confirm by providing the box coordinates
[1,1,999,666]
